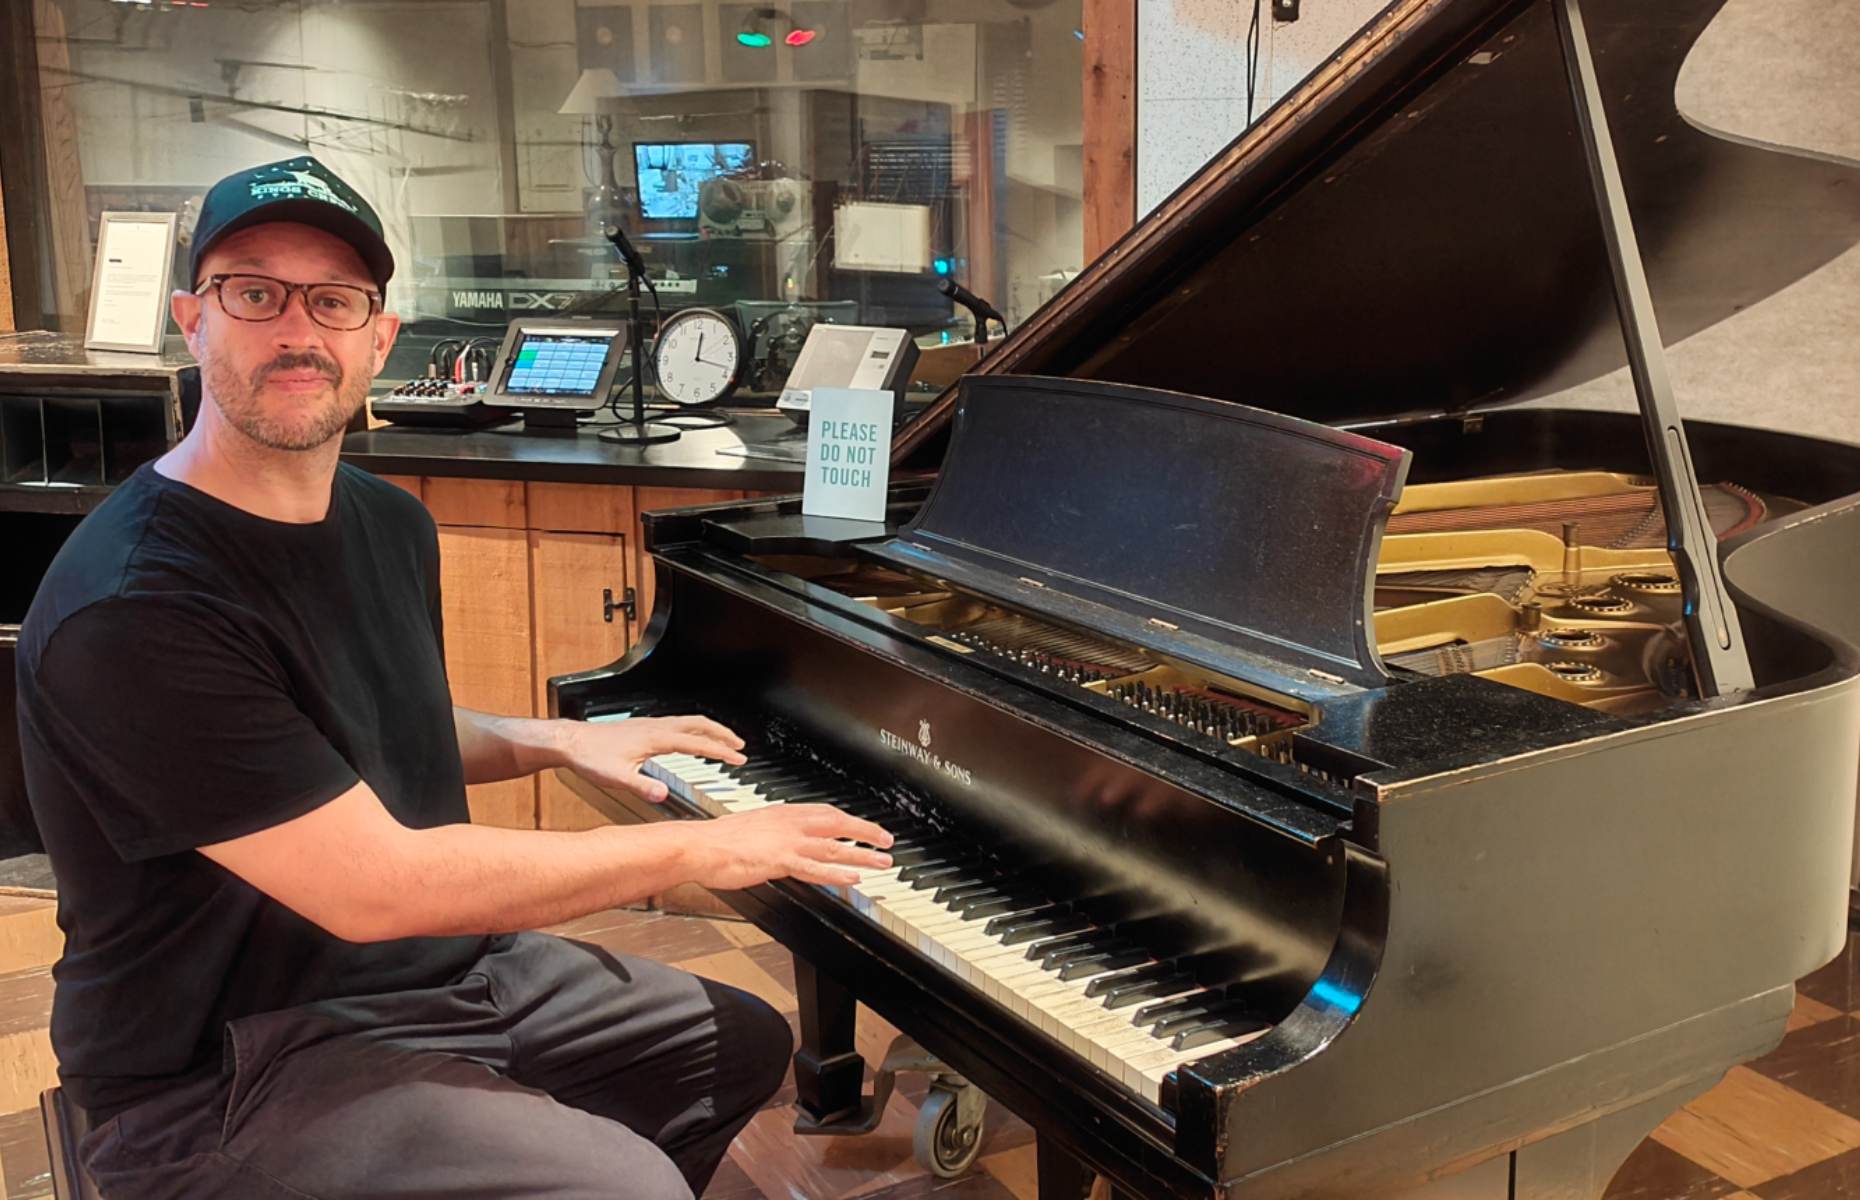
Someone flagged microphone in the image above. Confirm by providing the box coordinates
[602,223,648,278]
[937,277,1006,341]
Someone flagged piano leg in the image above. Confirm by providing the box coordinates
[1036,1138,1136,1200]
[791,956,868,1128]
[1511,1076,1719,1200]
[1370,1076,1716,1200]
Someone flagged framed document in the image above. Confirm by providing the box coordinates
[85,211,178,354]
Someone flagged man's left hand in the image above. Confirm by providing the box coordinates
[555,715,747,804]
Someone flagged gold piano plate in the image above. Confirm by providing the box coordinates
[1372,469,1789,713]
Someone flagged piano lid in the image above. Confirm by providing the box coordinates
[895,0,1860,462]
[870,376,1410,693]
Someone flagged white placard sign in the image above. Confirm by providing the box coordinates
[85,212,178,354]
[802,387,893,522]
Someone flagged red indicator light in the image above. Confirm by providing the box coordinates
[785,29,818,47]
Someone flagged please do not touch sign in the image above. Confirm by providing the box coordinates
[802,387,893,522]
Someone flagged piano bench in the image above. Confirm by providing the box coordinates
[40,1087,103,1200]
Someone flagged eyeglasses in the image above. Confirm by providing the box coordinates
[195,273,382,332]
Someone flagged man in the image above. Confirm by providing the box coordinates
[14,157,891,1199]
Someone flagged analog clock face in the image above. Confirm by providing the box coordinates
[653,310,741,405]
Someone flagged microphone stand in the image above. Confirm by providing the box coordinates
[938,277,1007,350]
[598,222,680,446]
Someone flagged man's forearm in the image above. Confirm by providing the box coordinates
[454,706,569,784]
[358,820,703,941]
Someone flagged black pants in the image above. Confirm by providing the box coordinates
[78,932,794,1199]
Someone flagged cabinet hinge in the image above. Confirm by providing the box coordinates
[603,587,636,624]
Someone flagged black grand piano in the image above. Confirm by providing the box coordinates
[550,0,1860,1195]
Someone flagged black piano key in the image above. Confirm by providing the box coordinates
[1083,961,1177,1000]
[717,751,786,769]
[987,909,1087,944]
[1151,998,1257,1038]
[1132,991,1222,1029]
[754,772,838,794]
[896,855,968,883]
[886,829,947,850]
[894,843,963,866]
[885,837,937,866]
[905,863,972,890]
[1057,949,1151,982]
[1026,930,1102,963]
[1042,939,1133,971]
[755,786,840,805]
[711,772,799,794]
[730,763,809,784]
[1171,1015,1273,1053]
[885,843,950,869]
[952,887,1042,918]
[1102,973,1199,1011]
[932,878,1005,905]
[821,796,887,818]
[762,768,837,787]
[1150,1000,1251,1040]
[956,893,1046,921]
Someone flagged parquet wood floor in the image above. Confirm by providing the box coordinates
[3,908,1855,1198]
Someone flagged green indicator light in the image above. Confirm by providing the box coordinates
[736,31,772,47]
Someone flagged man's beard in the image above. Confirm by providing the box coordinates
[204,348,369,452]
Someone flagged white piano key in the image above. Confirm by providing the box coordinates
[644,751,1273,1105]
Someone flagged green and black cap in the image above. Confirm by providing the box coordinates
[190,156,394,289]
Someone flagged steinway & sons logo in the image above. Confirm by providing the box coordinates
[880,719,973,787]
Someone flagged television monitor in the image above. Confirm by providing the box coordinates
[633,141,755,220]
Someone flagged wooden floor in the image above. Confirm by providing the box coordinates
[0,904,1857,1197]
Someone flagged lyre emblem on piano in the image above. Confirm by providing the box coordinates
[918,719,933,750]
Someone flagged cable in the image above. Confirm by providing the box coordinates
[427,338,464,381]
[463,336,501,383]
[1246,0,1265,125]
[587,259,669,426]
[651,402,736,431]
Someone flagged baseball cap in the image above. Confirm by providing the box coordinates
[189,156,394,289]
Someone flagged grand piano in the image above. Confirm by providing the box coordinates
[550,0,1860,1195]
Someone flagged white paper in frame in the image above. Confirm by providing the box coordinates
[85,212,179,354]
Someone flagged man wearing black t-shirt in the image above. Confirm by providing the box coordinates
[14,157,891,1199]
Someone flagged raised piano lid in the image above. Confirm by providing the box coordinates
[893,0,1860,456]
[869,375,1410,693]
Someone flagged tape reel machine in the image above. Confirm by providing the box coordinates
[698,177,812,240]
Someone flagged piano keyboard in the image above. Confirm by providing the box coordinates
[605,709,1272,1106]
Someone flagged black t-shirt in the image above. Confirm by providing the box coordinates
[15,462,488,1121]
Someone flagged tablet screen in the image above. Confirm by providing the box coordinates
[502,332,612,396]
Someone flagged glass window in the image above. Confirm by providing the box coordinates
[5,0,1087,394]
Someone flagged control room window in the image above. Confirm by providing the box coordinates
[1,0,1088,391]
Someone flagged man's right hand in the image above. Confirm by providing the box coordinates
[689,803,894,890]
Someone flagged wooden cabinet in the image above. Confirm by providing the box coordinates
[528,483,636,832]
[531,531,630,832]
[424,479,536,831]
[436,525,537,830]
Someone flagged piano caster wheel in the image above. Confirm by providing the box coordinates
[915,1076,987,1178]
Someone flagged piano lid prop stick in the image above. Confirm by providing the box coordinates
[1553,0,1754,697]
